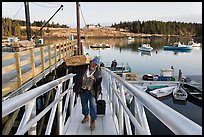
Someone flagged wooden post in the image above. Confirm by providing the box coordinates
[76,2,82,55]
[40,47,45,78]
[48,45,51,73]
[14,52,22,87]
[30,49,35,82]
[58,43,62,63]
[54,44,57,69]
[62,42,65,60]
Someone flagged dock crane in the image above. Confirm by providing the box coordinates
[24,2,63,41]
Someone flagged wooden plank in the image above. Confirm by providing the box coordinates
[34,55,41,61]
[40,47,45,77]
[35,65,43,76]
[54,44,57,68]
[2,53,14,61]
[2,64,16,74]
[2,80,18,96]
[2,109,20,135]
[14,52,22,87]
[33,47,41,52]
[30,49,35,78]
[21,71,33,84]
[48,45,51,72]
[62,42,65,59]
[20,58,31,67]
[19,49,30,56]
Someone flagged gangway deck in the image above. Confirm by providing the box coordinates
[65,88,118,135]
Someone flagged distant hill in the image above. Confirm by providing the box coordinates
[2,17,202,38]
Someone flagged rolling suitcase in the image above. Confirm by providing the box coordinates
[96,93,106,115]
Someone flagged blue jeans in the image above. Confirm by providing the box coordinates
[80,90,97,120]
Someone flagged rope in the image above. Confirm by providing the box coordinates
[79,4,87,27]
[13,3,23,20]
[31,2,60,8]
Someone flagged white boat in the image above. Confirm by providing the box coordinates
[138,44,153,52]
[188,39,202,47]
[128,36,134,41]
[149,85,177,98]
[173,85,188,101]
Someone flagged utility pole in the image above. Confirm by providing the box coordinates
[24,2,32,41]
[76,2,82,55]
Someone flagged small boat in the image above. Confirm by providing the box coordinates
[138,44,153,52]
[181,83,202,102]
[149,85,177,98]
[163,42,192,50]
[90,43,110,48]
[173,85,188,101]
[128,36,134,41]
[188,39,202,47]
[105,62,131,77]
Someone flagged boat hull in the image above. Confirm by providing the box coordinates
[173,86,188,101]
[138,47,153,52]
[163,45,192,50]
[149,86,176,98]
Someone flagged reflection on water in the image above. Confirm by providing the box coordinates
[82,37,202,76]
[41,36,202,75]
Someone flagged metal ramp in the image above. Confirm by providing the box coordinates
[2,68,202,135]
[64,89,118,135]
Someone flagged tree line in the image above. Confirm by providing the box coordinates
[2,17,69,37]
[111,20,202,37]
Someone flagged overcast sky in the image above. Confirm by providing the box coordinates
[2,2,202,28]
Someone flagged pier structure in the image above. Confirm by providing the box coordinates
[2,43,202,135]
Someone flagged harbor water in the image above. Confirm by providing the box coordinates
[82,37,202,135]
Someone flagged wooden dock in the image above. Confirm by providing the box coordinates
[2,40,76,98]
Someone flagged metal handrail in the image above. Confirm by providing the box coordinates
[2,73,75,118]
[102,67,202,135]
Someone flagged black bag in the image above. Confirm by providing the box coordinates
[96,94,106,115]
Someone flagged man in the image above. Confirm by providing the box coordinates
[80,56,102,130]
[68,56,102,130]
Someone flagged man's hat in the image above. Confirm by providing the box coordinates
[92,56,100,65]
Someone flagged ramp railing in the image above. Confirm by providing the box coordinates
[101,67,202,135]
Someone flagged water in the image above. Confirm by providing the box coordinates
[82,37,202,76]
[3,36,201,134]
[81,37,202,135]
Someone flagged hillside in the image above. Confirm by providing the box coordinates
[20,26,164,38]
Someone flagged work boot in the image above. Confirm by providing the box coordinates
[90,118,96,130]
[81,115,89,123]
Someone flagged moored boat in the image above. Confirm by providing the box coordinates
[163,42,192,50]
[181,83,202,102]
[173,85,188,101]
[149,85,177,98]
[90,43,110,48]
[187,39,202,47]
[138,44,153,52]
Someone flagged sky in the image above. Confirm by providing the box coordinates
[2,2,202,28]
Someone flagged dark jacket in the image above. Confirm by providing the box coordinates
[67,64,102,99]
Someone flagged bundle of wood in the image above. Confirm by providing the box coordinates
[123,73,137,81]
[65,55,91,66]
[11,40,35,52]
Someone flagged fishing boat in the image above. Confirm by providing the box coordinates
[173,85,188,101]
[138,44,153,52]
[149,85,177,98]
[181,83,202,102]
[105,62,131,77]
[163,42,192,50]
[187,39,202,47]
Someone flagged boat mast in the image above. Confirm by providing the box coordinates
[76,2,82,55]
[24,2,32,41]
